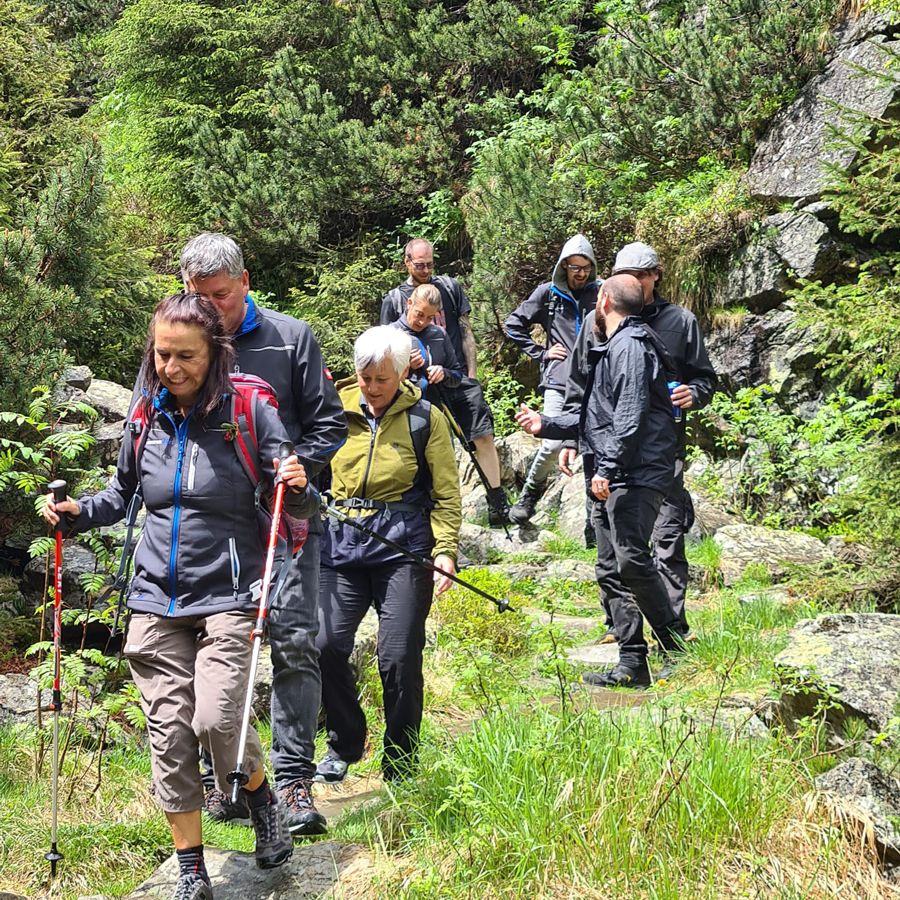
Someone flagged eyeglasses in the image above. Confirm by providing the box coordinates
[408,261,434,272]
[566,264,592,273]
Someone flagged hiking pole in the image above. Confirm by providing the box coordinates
[322,500,514,613]
[434,386,512,542]
[227,442,294,804]
[46,479,67,880]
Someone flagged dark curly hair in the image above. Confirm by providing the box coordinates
[138,292,235,420]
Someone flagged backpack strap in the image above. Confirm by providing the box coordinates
[387,286,406,319]
[407,401,432,500]
[232,387,263,488]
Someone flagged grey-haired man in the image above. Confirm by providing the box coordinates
[181,233,347,836]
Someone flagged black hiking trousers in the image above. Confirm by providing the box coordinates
[651,459,694,632]
[316,561,432,780]
[593,486,684,669]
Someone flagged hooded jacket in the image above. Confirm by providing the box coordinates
[321,379,461,568]
[504,234,599,392]
[542,319,677,493]
[71,390,317,619]
[559,293,717,458]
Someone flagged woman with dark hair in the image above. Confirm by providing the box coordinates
[42,292,315,900]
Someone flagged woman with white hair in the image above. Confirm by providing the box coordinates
[314,326,461,784]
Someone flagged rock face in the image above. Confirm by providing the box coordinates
[816,758,900,865]
[713,524,830,584]
[22,542,99,611]
[85,379,134,421]
[775,613,900,734]
[0,673,50,726]
[128,842,378,899]
[719,212,839,312]
[747,23,900,202]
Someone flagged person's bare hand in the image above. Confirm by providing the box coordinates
[433,554,456,595]
[514,404,542,436]
[591,474,610,501]
[558,448,577,477]
[426,366,445,384]
[670,383,693,409]
[410,347,425,369]
[545,343,568,361]
[42,493,80,527]
[274,455,308,492]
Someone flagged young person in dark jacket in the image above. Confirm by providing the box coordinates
[43,293,311,900]
[504,234,599,525]
[391,283,464,400]
[381,238,509,527]
[516,275,686,687]
[556,242,716,638]
[314,326,461,784]
[180,233,347,836]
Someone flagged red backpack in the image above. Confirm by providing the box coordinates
[129,373,309,556]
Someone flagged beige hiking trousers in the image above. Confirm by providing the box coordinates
[124,610,265,813]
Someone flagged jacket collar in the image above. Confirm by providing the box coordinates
[235,293,260,336]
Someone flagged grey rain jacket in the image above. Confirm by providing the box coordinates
[71,390,318,619]
[231,296,347,534]
[542,318,677,494]
[391,315,464,399]
[504,234,599,392]
[559,293,716,458]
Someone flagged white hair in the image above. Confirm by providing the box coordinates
[354,326,411,376]
[180,232,245,281]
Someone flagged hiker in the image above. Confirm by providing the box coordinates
[504,234,599,528]
[558,242,716,637]
[42,292,311,900]
[391,283,464,400]
[516,275,686,687]
[380,238,509,526]
[180,233,347,835]
[314,326,461,784]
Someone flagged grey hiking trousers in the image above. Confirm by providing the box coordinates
[125,610,264,814]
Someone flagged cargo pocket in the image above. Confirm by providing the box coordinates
[122,613,159,664]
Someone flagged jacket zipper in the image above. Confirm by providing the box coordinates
[228,537,240,596]
[165,414,191,616]
[187,444,199,491]
[359,419,379,498]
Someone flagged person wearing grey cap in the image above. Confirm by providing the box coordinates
[606,241,716,633]
[503,234,600,526]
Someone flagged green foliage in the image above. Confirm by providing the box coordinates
[698,385,889,531]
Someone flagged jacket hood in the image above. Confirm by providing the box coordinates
[551,234,597,297]
[336,376,423,418]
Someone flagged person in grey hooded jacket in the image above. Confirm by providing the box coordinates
[504,234,599,525]
[43,292,312,900]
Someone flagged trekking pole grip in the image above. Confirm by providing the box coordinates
[49,479,68,504]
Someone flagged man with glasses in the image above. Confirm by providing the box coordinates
[381,238,509,527]
[560,242,716,639]
[504,234,599,528]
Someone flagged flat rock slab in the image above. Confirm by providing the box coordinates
[775,613,900,733]
[525,609,603,636]
[713,524,830,584]
[128,841,377,899]
[567,642,619,668]
[816,757,900,865]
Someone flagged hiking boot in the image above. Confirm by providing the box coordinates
[583,662,651,689]
[486,487,510,528]
[313,750,350,784]
[172,873,213,900]
[277,779,327,836]
[508,480,545,525]
[249,793,293,869]
[203,788,250,824]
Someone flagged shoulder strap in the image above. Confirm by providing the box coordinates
[128,402,151,470]
[640,325,679,382]
[230,373,281,487]
[431,276,460,315]
[407,401,432,494]
[387,286,406,317]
